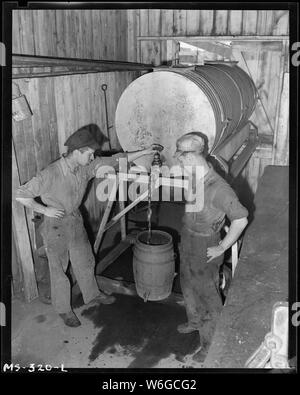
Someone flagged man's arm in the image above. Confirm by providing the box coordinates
[16,197,65,219]
[88,146,157,179]
[207,217,248,263]
[15,168,64,218]
[207,183,249,263]
[219,217,248,251]
[126,147,155,162]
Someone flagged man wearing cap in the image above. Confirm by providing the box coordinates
[15,127,156,327]
[174,132,248,361]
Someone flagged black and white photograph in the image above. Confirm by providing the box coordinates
[1,2,298,378]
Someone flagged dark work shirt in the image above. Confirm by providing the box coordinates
[15,153,126,215]
[183,164,248,235]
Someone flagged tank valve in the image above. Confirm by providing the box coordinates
[152,151,162,167]
[151,143,164,167]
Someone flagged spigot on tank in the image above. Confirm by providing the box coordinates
[152,151,162,167]
[151,143,164,170]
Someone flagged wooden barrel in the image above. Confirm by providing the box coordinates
[133,230,175,301]
[115,63,257,169]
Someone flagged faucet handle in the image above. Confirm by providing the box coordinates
[151,143,164,152]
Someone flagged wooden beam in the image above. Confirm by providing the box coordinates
[94,178,119,254]
[232,41,283,52]
[12,55,154,78]
[230,131,260,178]
[119,154,127,241]
[181,40,232,58]
[272,72,289,165]
[12,69,139,79]
[102,173,161,234]
[12,54,153,70]
[96,276,137,297]
[12,142,39,302]
[137,35,289,41]
[96,235,136,275]
[213,123,251,161]
[95,276,185,306]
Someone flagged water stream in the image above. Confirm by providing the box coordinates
[147,171,152,244]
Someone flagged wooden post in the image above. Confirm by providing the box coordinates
[118,157,127,241]
[272,72,289,165]
[94,176,119,254]
[119,200,126,240]
[12,141,39,302]
[96,236,136,274]
[103,172,161,233]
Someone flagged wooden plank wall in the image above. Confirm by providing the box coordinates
[12,10,140,293]
[129,9,289,195]
[12,9,130,60]
[132,9,289,64]
[142,9,289,36]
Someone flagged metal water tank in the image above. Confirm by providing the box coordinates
[115,63,257,169]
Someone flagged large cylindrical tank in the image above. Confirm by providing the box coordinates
[115,63,257,169]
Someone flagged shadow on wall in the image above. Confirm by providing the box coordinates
[231,173,256,226]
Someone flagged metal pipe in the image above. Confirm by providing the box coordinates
[101,83,112,150]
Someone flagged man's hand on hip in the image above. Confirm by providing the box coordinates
[44,207,65,218]
[207,245,225,263]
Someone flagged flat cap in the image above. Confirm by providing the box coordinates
[64,127,101,151]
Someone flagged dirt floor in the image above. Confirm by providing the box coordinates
[12,287,203,369]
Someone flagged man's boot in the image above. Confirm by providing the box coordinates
[192,339,210,363]
[59,311,81,327]
[177,322,198,334]
[192,347,208,363]
[89,291,116,305]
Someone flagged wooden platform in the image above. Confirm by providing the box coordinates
[204,165,289,368]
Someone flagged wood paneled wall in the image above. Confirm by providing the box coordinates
[12,9,130,60]
[127,9,289,65]
[137,9,289,37]
[12,71,139,244]
[12,71,137,177]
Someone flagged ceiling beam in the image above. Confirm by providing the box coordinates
[137,35,289,41]
[12,54,153,78]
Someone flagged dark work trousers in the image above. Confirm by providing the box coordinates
[40,212,100,314]
[179,226,224,348]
